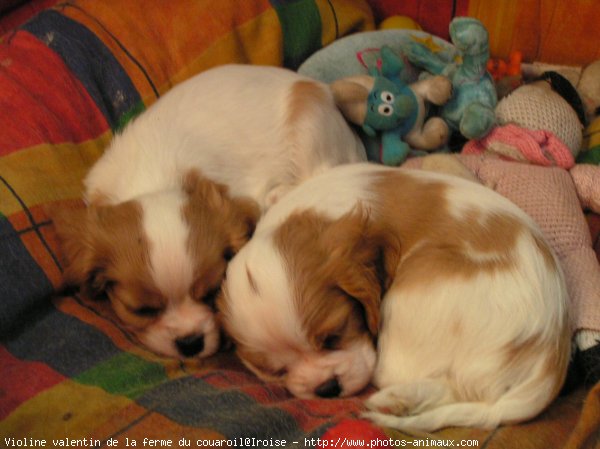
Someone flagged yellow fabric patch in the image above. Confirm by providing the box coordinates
[0,379,132,440]
[0,135,110,216]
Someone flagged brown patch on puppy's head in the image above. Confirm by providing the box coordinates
[183,170,259,262]
[182,170,260,307]
[51,200,152,305]
[274,207,400,339]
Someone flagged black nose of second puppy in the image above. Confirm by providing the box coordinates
[315,377,341,398]
[175,334,205,357]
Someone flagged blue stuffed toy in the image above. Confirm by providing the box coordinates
[361,46,420,165]
[362,73,420,164]
[332,46,453,166]
[405,17,497,140]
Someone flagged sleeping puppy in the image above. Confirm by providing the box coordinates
[218,163,571,431]
[52,64,366,360]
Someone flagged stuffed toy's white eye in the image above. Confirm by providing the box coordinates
[378,104,394,116]
[380,91,395,104]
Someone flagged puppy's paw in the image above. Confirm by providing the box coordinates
[362,411,437,435]
[361,410,402,428]
[367,380,456,419]
[365,387,413,416]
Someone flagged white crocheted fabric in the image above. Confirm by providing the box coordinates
[495,84,583,157]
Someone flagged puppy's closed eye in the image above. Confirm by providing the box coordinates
[320,334,342,350]
[202,287,221,309]
[312,300,369,351]
[133,306,163,318]
[107,283,166,326]
[223,246,235,262]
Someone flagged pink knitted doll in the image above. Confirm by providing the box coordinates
[402,74,600,385]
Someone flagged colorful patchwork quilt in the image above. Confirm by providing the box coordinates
[1,1,599,448]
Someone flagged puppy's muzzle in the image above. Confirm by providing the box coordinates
[175,334,205,357]
[315,377,341,398]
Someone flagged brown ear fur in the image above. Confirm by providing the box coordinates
[183,169,260,254]
[321,209,400,336]
[50,205,107,296]
[228,196,260,252]
[275,208,400,337]
[51,199,149,298]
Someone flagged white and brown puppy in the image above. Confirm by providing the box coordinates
[52,64,366,360]
[218,163,571,431]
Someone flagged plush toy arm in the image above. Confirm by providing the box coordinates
[404,41,446,75]
[405,117,449,150]
[460,102,496,140]
[410,76,452,105]
[330,76,372,125]
[381,131,411,166]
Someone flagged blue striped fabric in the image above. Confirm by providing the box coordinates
[22,10,142,130]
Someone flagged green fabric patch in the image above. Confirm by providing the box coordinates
[272,0,322,69]
[75,352,167,399]
[115,101,146,132]
[578,145,600,165]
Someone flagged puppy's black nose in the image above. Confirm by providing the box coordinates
[175,334,205,357]
[315,377,341,398]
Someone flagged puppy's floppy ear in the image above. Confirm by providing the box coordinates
[330,75,375,125]
[228,196,260,253]
[323,208,400,336]
[369,223,402,292]
[183,170,260,255]
[50,205,109,297]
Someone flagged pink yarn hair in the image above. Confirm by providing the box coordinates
[462,123,575,169]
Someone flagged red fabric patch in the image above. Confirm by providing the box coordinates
[0,0,58,35]
[320,419,388,447]
[0,345,66,419]
[367,0,470,39]
[0,31,109,156]
[200,367,372,432]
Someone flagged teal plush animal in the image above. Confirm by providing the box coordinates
[362,76,417,165]
[332,46,452,165]
[363,76,417,138]
[405,17,497,140]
